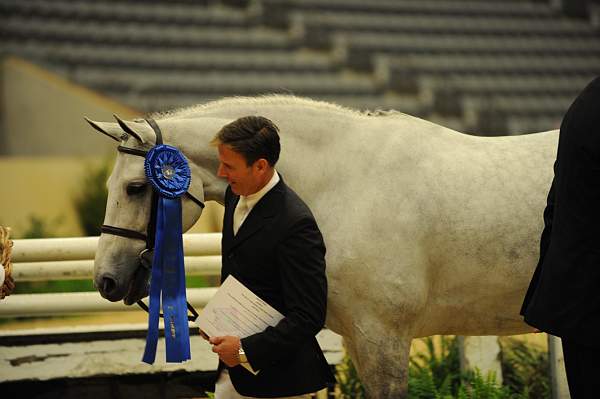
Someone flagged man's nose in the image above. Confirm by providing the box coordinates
[217,164,226,177]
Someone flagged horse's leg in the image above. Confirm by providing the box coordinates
[345,319,413,398]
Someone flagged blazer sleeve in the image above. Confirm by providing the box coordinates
[520,159,557,315]
[536,158,557,267]
[240,215,328,370]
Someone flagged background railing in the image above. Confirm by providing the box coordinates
[2,234,221,317]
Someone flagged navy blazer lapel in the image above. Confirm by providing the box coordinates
[229,180,285,251]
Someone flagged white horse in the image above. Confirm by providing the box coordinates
[90,95,556,398]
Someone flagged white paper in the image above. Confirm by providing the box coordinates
[196,275,284,375]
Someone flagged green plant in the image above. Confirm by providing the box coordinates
[337,351,367,399]
[186,275,209,288]
[409,364,453,398]
[73,159,112,236]
[456,370,519,399]
[410,335,462,395]
[500,338,550,399]
[336,336,548,399]
[13,279,96,295]
[22,214,60,238]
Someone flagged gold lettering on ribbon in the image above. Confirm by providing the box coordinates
[170,316,176,338]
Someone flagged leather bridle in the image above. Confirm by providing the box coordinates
[100,118,204,320]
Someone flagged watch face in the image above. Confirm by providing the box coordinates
[239,349,248,363]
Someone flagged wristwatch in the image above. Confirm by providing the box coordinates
[238,346,248,363]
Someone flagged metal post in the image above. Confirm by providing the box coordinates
[548,334,570,399]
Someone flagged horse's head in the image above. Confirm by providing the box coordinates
[86,115,227,305]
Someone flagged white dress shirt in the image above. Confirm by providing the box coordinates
[233,171,280,235]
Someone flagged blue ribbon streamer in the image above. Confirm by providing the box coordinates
[142,145,191,364]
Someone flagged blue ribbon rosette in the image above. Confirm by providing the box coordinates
[142,144,192,364]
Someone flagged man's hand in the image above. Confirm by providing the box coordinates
[210,335,241,367]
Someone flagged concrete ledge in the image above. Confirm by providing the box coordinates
[0,324,343,382]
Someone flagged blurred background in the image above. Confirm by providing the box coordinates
[1,0,600,238]
[0,0,599,397]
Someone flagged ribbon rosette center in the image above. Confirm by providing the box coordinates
[161,164,175,180]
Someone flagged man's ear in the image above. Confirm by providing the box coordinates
[255,158,269,172]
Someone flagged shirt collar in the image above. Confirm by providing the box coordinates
[240,170,280,211]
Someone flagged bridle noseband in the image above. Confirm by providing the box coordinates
[100,118,204,320]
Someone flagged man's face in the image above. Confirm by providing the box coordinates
[217,144,263,196]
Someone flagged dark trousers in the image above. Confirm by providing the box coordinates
[562,338,600,398]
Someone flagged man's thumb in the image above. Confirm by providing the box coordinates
[210,336,224,345]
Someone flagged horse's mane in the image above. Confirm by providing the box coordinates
[149,94,405,120]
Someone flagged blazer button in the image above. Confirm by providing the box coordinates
[228,253,234,259]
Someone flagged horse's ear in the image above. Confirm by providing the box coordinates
[84,117,128,142]
[114,115,151,145]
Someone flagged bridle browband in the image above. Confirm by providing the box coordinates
[100,118,204,321]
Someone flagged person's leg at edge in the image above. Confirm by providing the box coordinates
[562,338,600,398]
[562,338,583,398]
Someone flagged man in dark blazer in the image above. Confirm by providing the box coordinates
[207,116,336,398]
[521,76,600,398]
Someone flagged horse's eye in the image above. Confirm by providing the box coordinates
[126,182,147,196]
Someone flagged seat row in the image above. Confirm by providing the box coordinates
[2,42,336,73]
[0,0,245,27]
[431,74,594,115]
[333,33,600,70]
[3,17,295,50]
[463,93,572,135]
[375,54,600,92]
[291,11,593,43]
[69,68,379,96]
[504,115,562,135]
[258,0,555,29]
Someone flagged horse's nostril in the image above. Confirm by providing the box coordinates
[102,277,117,295]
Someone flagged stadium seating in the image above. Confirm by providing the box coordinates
[432,75,593,109]
[332,33,600,71]
[294,11,596,49]
[374,54,600,90]
[2,0,599,135]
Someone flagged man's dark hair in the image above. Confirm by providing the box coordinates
[212,116,281,166]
